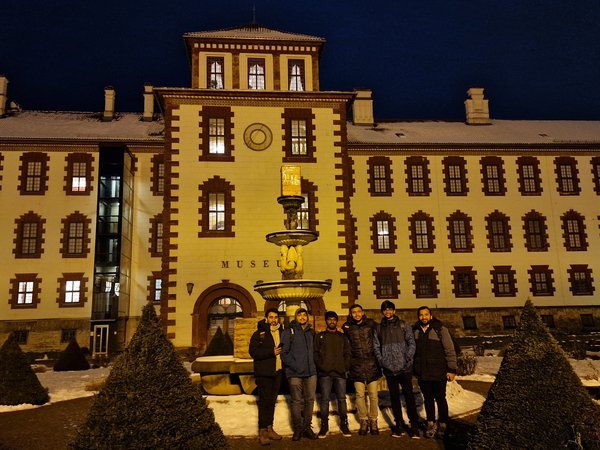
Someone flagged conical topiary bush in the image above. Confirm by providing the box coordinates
[467,299,600,450]
[54,339,90,372]
[70,303,228,449]
[0,333,49,405]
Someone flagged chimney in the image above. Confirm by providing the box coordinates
[352,88,374,126]
[103,86,115,122]
[142,83,154,122]
[0,76,8,118]
[465,87,491,125]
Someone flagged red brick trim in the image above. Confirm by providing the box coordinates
[405,156,431,196]
[199,106,235,161]
[480,156,506,196]
[60,211,92,258]
[522,210,549,252]
[13,211,45,258]
[447,210,474,253]
[370,211,397,253]
[18,152,49,195]
[554,156,581,195]
[368,156,393,196]
[490,266,517,297]
[282,108,316,162]
[516,156,543,195]
[485,210,513,252]
[198,176,235,237]
[561,210,588,251]
[409,211,435,253]
[451,266,478,298]
[9,273,41,309]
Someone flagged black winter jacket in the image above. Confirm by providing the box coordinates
[314,329,351,378]
[413,318,457,381]
[374,315,415,376]
[249,319,283,377]
[342,317,380,383]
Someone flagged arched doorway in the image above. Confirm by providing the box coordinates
[192,282,257,354]
[207,296,244,346]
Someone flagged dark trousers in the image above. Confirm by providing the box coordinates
[418,379,448,423]
[386,372,420,425]
[256,371,282,429]
[318,375,348,421]
[288,375,317,431]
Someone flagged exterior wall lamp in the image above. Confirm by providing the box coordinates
[186,282,194,296]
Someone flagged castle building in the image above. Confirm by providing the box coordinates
[1,24,599,356]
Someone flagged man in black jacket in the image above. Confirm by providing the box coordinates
[314,310,352,437]
[413,306,457,439]
[342,304,381,436]
[374,300,421,438]
[249,308,284,445]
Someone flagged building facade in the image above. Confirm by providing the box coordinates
[0,24,599,356]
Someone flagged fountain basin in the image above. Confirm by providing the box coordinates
[254,279,332,301]
[266,230,319,247]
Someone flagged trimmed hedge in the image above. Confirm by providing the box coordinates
[467,300,600,450]
[0,333,49,406]
[70,303,228,450]
[54,339,90,372]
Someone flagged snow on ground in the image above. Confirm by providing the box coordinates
[1,356,598,436]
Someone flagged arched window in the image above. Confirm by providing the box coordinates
[207,297,243,341]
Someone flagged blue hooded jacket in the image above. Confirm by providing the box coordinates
[373,315,415,376]
[280,321,317,378]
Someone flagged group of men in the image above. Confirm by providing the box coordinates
[248,302,457,445]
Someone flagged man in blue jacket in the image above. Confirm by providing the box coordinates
[374,300,421,439]
[281,308,318,441]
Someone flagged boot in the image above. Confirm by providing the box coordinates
[436,421,447,439]
[339,417,351,437]
[369,419,379,435]
[318,419,328,438]
[303,426,318,440]
[292,429,302,441]
[359,419,369,436]
[267,425,282,440]
[258,428,271,446]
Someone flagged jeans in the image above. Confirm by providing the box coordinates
[256,371,283,429]
[418,379,448,422]
[386,372,420,425]
[318,375,348,421]
[354,380,379,420]
[288,375,317,431]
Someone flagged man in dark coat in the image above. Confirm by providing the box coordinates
[374,300,421,438]
[314,310,352,437]
[281,308,318,441]
[342,303,381,436]
[413,306,457,439]
[249,307,285,445]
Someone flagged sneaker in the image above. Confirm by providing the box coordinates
[303,427,318,440]
[339,419,352,437]
[409,423,421,439]
[391,424,406,438]
[436,421,447,439]
[292,430,302,441]
[424,421,437,439]
[318,421,328,438]
[369,419,379,435]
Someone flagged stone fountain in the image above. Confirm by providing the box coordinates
[254,165,331,321]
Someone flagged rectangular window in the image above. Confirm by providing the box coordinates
[21,222,38,254]
[492,266,516,297]
[71,162,87,192]
[65,280,81,303]
[448,165,463,193]
[208,193,225,231]
[374,268,398,299]
[521,165,537,193]
[410,164,425,194]
[68,222,84,254]
[61,329,77,343]
[25,161,42,192]
[209,118,226,154]
[526,218,545,250]
[154,278,162,303]
[569,265,594,295]
[248,58,265,90]
[517,157,542,195]
[376,220,390,250]
[484,165,500,193]
[451,220,468,250]
[378,275,394,297]
[290,120,308,155]
[558,164,575,193]
[462,316,477,331]
[288,59,305,91]
[207,57,224,89]
[490,220,507,250]
[541,314,556,328]
[414,268,438,298]
[18,281,34,304]
[297,194,310,230]
[502,315,517,330]
[415,220,430,250]
[565,219,582,249]
[453,267,477,297]
[373,165,388,194]
[529,266,554,296]
[13,330,29,345]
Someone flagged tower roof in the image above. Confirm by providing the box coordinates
[183,23,325,43]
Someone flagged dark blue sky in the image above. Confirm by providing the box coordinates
[1,0,599,120]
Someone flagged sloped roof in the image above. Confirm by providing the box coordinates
[0,111,164,142]
[183,24,325,43]
[347,120,600,146]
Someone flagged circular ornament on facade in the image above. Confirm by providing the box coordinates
[244,123,273,151]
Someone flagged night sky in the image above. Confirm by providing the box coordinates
[1,0,599,120]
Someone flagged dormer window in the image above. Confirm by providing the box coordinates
[288,60,305,91]
[207,57,224,89]
[248,58,265,90]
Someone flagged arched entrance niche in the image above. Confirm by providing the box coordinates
[263,298,326,324]
[192,282,257,354]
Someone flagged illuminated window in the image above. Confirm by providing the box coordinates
[491,266,517,297]
[58,273,87,307]
[528,265,555,296]
[10,274,40,309]
[207,57,224,89]
[283,109,314,161]
[248,58,265,90]
[288,60,305,91]
[199,176,234,237]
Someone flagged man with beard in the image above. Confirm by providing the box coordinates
[413,306,457,439]
[249,308,285,445]
[374,300,421,438]
[342,304,381,436]
[314,311,352,437]
[281,308,318,441]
